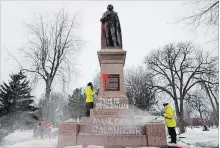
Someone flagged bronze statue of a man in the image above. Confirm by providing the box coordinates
[100,4,123,49]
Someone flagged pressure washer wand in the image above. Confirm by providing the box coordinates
[154,115,160,120]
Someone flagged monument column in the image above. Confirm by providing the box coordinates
[96,4,128,109]
[97,49,126,97]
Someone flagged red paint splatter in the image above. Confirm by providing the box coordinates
[102,74,109,92]
[101,24,105,29]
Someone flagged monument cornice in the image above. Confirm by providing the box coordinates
[97,49,127,67]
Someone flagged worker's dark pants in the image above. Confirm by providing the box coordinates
[86,102,94,117]
[168,127,177,143]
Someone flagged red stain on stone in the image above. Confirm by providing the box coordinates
[102,74,109,94]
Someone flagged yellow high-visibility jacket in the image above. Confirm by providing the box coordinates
[163,104,177,127]
[85,86,96,103]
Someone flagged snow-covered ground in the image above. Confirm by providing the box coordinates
[4,139,57,148]
[3,130,34,145]
[175,127,219,148]
[1,127,218,148]
[2,127,58,146]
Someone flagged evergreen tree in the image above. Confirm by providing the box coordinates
[0,71,36,116]
[0,100,3,117]
[68,88,86,118]
[0,82,12,115]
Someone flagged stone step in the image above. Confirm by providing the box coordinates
[58,120,167,148]
[79,124,146,135]
[146,121,167,147]
[80,117,91,125]
[77,133,148,146]
[90,108,134,117]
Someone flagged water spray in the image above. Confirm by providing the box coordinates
[154,115,161,120]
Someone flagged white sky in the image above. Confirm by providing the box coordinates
[1,1,218,102]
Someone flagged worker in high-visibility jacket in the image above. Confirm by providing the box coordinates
[85,82,98,117]
[162,103,177,144]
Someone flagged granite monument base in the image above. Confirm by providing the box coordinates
[57,109,167,148]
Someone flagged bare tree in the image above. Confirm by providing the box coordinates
[48,92,68,125]
[181,0,219,41]
[144,42,218,133]
[200,78,219,125]
[183,0,219,26]
[186,89,210,125]
[125,66,157,111]
[38,92,67,126]
[195,53,219,125]
[184,101,195,127]
[92,72,100,90]
[21,10,82,121]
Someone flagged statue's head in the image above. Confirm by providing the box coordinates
[107,4,114,11]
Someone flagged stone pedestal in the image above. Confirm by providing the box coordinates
[55,4,169,148]
[57,122,79,148]
[57,48,167,148]
[97,49,127,100]
[146,121,167,147]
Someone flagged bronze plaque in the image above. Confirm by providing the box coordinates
[105,74,120,91]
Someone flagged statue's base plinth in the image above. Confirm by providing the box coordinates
[57,109,167,148]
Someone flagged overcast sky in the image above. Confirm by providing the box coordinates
[1,1,218,102]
